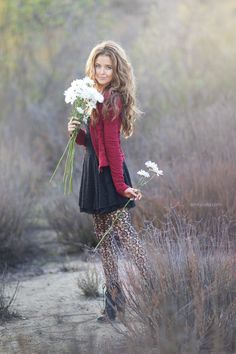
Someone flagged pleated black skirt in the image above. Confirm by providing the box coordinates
[79,123,135,215]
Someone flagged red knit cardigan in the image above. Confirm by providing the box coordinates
[75,94,129,197]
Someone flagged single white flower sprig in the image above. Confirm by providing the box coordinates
[94,160,163,251]
[49,76,104,194]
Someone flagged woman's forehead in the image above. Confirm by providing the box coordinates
[95,55,112,65]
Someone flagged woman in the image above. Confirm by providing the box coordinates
[68,40,150,322]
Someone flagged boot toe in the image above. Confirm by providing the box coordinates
[96,313,115,322]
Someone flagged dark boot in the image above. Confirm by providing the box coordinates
[114,283,126,320]
[97,287,117,322]
[104,288,117,320]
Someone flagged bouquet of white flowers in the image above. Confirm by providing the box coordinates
[49,76,104,194]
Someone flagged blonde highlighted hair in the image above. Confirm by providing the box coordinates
[85,40,141,138]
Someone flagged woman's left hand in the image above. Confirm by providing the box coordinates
[123,187,142,200]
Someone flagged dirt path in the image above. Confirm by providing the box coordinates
[0,256,128,354]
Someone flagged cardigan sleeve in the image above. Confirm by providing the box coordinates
[75,128,87,147]
[103,96,129,196]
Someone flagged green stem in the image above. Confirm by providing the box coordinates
[63,141,72,183]
[68,134,76,193]
[142,174,155,185]
[64,138,73,194]
[49,135,73,184]
[63,130,77,194]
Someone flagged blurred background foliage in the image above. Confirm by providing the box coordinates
[0,0,236,260]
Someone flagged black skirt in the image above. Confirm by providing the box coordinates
[79,123,135,215]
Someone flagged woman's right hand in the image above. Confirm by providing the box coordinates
[68,117,81,135]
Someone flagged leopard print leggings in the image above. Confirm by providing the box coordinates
[92,207,150,292]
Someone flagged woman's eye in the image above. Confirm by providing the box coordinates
[95,64,112,70]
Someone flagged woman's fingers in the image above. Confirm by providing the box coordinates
[69,124,78,129]
[123,187,142,200]
[68,124,76,133]
[134,189,142,200]
[69,116,81,123]
[135,190,142,200]
[68,117,81,126]
[68,118,81,133]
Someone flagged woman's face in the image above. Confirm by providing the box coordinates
[94,55,113,90]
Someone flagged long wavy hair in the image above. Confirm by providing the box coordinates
[85,40,141,138]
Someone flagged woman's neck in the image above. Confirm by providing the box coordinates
[96,83,110,94]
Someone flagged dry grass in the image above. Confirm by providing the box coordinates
[0,139,41,265]
[45,196,97,253]
[77,267,101,298]
[4,212,235,354]
[0,267,21,324]
[132,95,236,229]
[118,210,236,354]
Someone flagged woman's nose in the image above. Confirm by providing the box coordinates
[100,67,105,74]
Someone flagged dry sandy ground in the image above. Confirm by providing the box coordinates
[0,231,129,354]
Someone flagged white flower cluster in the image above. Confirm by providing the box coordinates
[64,76,104,108]
[137,169,150,178]
[137,160,163,179]
[145,160,163,176]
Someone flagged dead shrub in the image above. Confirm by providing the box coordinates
[131,96,236,230]
[0,139,39,264]
[45,196,97,253]
[118,211,236,354]
[77,267,101,298]
[0,267,21,323]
